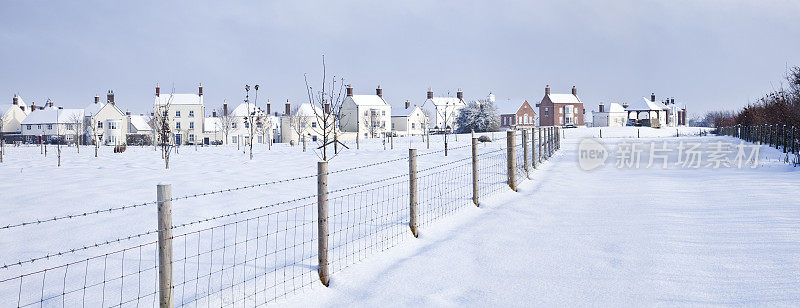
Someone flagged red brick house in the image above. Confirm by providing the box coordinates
[499,100,537,128]
[536,85,584,126]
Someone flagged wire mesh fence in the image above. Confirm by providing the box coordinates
[1,128,562,307]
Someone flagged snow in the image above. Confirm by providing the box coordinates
[230,102,264,116]
[424,97,464,107]
[154,93,202,106]
[627,97,669,111]
[83,101,105,117]
[602,102,626,113]
[129,115,152,131]
[2,126,799,305]
[19,108,84,124]
[347,95,388,106]
[547,93,582,104]
[292,103,325,117]
[392,105,422,117]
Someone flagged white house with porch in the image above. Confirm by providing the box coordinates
[625,94,669,128]
[340,85,392,138]
[420,88,467,132]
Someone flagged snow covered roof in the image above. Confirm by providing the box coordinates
[129,115,152,131]
[230,102,264,117]
[154,94,203,106]
[426,97,465,107]
[392,105,422,117]
[9,95,30,115]
[292,103,324,117]
[602,103,626,113]
[21,108,84,124]
[626,97,669,111]
[548,93,582,105]
[349,95,388,106]
[84,101,106,116]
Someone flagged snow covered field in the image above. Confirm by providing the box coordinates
[3,126,798,306]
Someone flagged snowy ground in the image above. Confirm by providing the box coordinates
[3,126,798,306]
[285,127,800,306]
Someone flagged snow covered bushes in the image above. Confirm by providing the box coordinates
[456,100,500,133]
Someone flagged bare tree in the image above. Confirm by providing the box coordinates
[67,112,83,153]
[255,112,274,150]
[288,106,309,148]
[361,109,385,139]
[242,85,262,160]
[214,103,234,145]
[304,55,347,161]
[154,91,175,169]
[435,100,459,156]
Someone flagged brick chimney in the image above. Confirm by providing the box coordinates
[545,85,550,96]
[671,98,675,104]
[456,88,463,100]
[126,110,131,116]
[266,100,271,115]
[13,94,18,105]
[651,93,656,102]
[376,85,382,98]
[572,86,577,96]
[324,100,330,114]
[31,101,36,111]
[212,110,217,117]
[599,103,604,113]
[223,102,228,116]
[107,90,115,105]
[405,100,410,109]
[155,83,160,97]
[622,102,629,109]
[285,99,291,116]
[346,85,353,97]
[427,88,433,99]
[94,95,99,104]
[198,83,203,96]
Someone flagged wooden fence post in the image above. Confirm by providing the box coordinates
[471,138,479,206]
[317,161,330,286]
[506,130,517,191]
[792,126,796,154]
[157,184,174,308]
[409,149,419,236]
[538,127,542,163]
[531,128,537,169]
[522,129,529,178]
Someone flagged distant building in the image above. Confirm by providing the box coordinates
[153,83,205,145]
[340,85,392,138]
[279,102,329,144]
[499,98,537,128]
[21,102,84,144]
[420,88,467,132]
[537,85,584,126]
[88,91,129,145]
[625,93,669,128]
[592,102,627,127]
[391,101,427,137]
[1,94,31,141]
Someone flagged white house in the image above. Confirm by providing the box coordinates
[1,95,31,140]
[340,85,392,138]
[21,104,84,144]
[127,114,153,145]
[280,103,328,144]
[227,101,279,145]
[83,95,105,144]
[153,83,205,145]
[420,88,467,132]
[626,93,669,128]
[592,102,627,127]
[391,101,428,137]
[202,116,223,145]
[89,91,129,145]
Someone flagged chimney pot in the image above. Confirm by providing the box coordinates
[405,100,410,109]
[126,110,131,116]
[155,83,160,97]
[266,102,271,115]
[456,89,463,100]
[324,102,331,114]
[599,103,604,113]
[198,83,203,96]
[285,100,291,116]
[107,90,115,105]
[651,93,656,102]
[427,88,433,99]
[212,110,217,117]
[13,95,18,105]
[545,85,551,96]
[571,86,577,96]
[223,103,228,116]
[346,85,353,97]
[376,86,382,98]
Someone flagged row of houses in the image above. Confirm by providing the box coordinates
[592,93,687,128]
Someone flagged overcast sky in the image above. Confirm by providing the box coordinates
[3,0,800,118]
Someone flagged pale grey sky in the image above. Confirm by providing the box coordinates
[3,0,800,118]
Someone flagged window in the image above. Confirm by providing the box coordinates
[108,121,117,129]
[411,123,415,129]
[364,111,368,116]
[545,108,549,117]
[232,136,238,143]
[257,123,262,129]
[67,124,73,130]
[189,134,195,141]
[392,123,395,130]
[381,110,386,116]
[189,122,194,129]
[175,111,181,117]
[312,135,317,142]
[559,118,564,124]
[66,135,73,141]
[162,111,167,117]
[381,121,385,128]
[97,121,103,128]
[176,122,181,130]
[258,136,263,143]
[244,122,249,128]
[189,110,194,117]
[47,124,53,130]
[560,107,564,113]
[232,122,237,129]
[37,124,42,129]
[311,122,317,128]
[27,125,31,130]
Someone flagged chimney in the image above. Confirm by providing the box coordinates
[126,110,131,116]
[223,102,228,116]
[622,102,629,109]
[107,90,115,105]
[599,103,604,113]
[427,88,433,99]
[376,85,383,98]
[651,93,656,102]
[456,88,463,100]
[198,83,203,96]
[682,106,687,125]
[266,100,271,115]
[671,98,675,105]
[31,101,35,111]
[571,86,577,96]
[58,106,63,110]
[324,100,330,114]
[94,95,99,104]
[155,83,160,97]
[545,85,551,95]
[285,99,291,116]
[405,100,410,109]
[212,110,217,117]
[346,85,353,97]
[49,101,54,108]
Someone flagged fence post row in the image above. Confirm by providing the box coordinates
[471,137,479,206]
[157,184,174,308]
[507,130,517,191]
[317,161,330,286]
[538,127,542,163]
[409,149,419,237]
[522,129,530,178]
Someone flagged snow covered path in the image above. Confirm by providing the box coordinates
[291,132,800,306]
